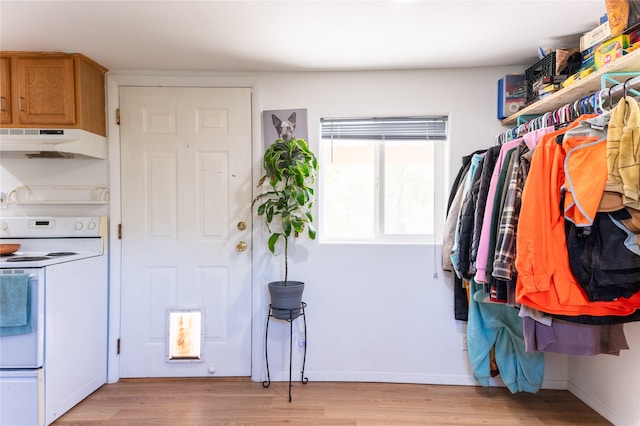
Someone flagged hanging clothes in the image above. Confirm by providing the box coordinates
[515,116,640,317]
[442,86,640,389]
[443,166,473,272]
[454,155,486,281]
[522,316,629,356]
[566,211,640,301]
[444,150,487,271]
[605,96,640,209]
[467,278,544,394]
[470,145,502,276]
[488,128,553,303]
[491,128,554,286]
[450,153,485,277]
[561,113,610,227]
[444,150,486,321]
[475,139,524,285]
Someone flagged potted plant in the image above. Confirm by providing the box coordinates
[252,136,319,319]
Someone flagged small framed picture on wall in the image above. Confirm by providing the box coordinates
[263,108,308,148]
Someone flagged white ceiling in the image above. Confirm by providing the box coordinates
[0,0,606,72]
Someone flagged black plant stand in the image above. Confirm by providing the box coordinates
[262,302,308,402]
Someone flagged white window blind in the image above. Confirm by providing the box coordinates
[320,115,448,243]
[320,116,448,141]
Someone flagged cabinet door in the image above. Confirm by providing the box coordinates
[0,57,11,124]
[16,57,76,125]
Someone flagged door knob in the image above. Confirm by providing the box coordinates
[237,221,247,231]
[236,241,248,252]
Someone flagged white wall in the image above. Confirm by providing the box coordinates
[568,321,640,426]
[252,67,569,389]
[0,158,110,217]
[242,68,640,426]
[3,65,637,425]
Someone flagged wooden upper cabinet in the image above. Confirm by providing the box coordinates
[17,56,76,125]
[0,57,11,124]
[0,52,108,135]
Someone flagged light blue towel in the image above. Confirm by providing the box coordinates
[0,274,32,336]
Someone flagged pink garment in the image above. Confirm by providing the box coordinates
[474,127,553,283]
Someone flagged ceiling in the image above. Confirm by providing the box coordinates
[0,1,607,72]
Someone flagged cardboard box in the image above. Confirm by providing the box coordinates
[605,0,640,36]
[497,74,525,119]
[594,34,630,69]
[581,21,612,51]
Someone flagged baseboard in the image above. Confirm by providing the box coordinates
[266,370,568,391]
[568,381,626,426]
[303,371,477,386]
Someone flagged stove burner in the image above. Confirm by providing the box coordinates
[6,256,50,262]
[47,252,78,256]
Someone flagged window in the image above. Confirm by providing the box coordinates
[320,116,448,243]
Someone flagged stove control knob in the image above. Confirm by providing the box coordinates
[87,221,96,230]
[0,222,7,231]
[75,221,84,231]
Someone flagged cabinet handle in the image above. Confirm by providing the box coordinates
[18,97,25,112]
[0,96,5,111]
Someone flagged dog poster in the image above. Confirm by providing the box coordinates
[262,108,308,148]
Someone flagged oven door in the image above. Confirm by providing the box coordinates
[0,269,44,368]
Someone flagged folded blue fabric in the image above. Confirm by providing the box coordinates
[0,274,32,336]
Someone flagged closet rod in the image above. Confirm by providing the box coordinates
[603,75,640,101]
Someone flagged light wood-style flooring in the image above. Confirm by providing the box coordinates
[52,378,613,425]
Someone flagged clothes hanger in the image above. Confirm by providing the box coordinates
[624,77,631,98]
[595,90,606,113]
[592,92,602,114]
[572,99,582,120]
[566,104,574,120]
[581,96,590,114]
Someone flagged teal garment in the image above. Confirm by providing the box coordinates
[466,278,544,393]
[0,274,32,336]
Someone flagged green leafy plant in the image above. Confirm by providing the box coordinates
[252,137,319,284]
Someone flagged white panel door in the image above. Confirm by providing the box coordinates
[119,86,252,377]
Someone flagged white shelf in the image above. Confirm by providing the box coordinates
[501,49,640,126]
[8,201,108,205]
[6,185,109,205]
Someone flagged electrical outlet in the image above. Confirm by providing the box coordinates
[462,334,468,351]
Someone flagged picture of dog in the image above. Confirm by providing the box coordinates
[263,108,308,149]
[272,112,296,141]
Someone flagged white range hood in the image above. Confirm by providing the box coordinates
[0,128,107,159]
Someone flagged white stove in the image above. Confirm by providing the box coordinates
[0,216,105,268]
[0,216,108,426]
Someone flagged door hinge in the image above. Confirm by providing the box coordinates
[118,224,122,239]
[117,338,121,354]
[116,108,120,125]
